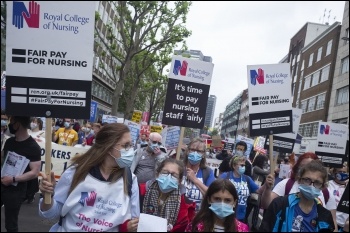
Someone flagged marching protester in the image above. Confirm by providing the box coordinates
[79,122,94,146]
[182,138,215,213]
[53,118,79,146]
[185,178,249,232]
[1,116,41,232]
[28,117,44,142]
[39,123,140,232]
[219,155,272,224]
[260,152,338,231]
[138,134,149,147]
[327,162,349,231]
[142,158,195,232]
[260,160,335,232]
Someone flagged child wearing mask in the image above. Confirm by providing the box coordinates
[185,178,249,232]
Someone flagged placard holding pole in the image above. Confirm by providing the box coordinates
[44,116,52,204]
[176,127,185,160]
[269,132,274,175]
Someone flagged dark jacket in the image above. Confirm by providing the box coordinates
[260,193,334,232]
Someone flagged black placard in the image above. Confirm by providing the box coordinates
[162,78,210,129]
[337,183,349,214]
[264,135,296,153]
[6,76,91,119]
[249,110,293,136]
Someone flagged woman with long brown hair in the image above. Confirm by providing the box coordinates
[185,179,248,232]
[39,123,139,232]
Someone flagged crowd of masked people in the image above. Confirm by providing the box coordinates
[1,115,349,232]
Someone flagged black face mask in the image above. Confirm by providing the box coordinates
[8,122,18,134]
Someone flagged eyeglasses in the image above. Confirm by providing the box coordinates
[238,164,245,167]
[189,148,205,154]
[116,143,134,151]
[160,170,180,179]
[300,177,323,189]
[151,140,162,146]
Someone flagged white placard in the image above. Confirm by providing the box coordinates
[279,164,291,179]
[168,55,214,85]
[102,115,118,124]
[316,122,348,154]
[164,126,181,150]
[124,119,141,145]
[247,63,291,113]
[6,1,95,81]
[236,135,254,157]
[137,214,167,232]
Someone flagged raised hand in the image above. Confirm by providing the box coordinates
[22,1,40,28]
[12,1,29,29]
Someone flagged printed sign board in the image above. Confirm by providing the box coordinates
[124,120,141,145]
[223,137,235,152]
[90,100,97,123]
[131,110,142,124]
[315,122,348,167]
[162,55,214,129]
[6,1,95,118]
[236,135,254,157]
[164,126,181,150]
[247,63,292,136]
[150,125,163,133]
[264,108,302,153]
[102,115,118,124]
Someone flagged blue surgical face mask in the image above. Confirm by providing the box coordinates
[238,166,246,175]
[149,143,159,152]
[209,202,235,219]
[1,120,8,127]
[235,150,244,156]
[110,148,135,168]
[64,122,70,128]
[299,184,321,200]
[156,174,179,193]
[188,152,202,165]
[336,173,349,182]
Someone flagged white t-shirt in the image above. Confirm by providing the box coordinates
[273,178,336,210]
[29,130,46,143]
[328,180,349,227]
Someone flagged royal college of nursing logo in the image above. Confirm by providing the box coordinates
[12,1,40,29]
[320,124,330,135]
[78,191,97,207]
[250,68,264,85]
[173,60,188,76]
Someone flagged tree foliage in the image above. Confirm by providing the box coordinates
[95,1,192,116]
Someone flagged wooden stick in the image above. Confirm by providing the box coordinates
[176,127,185,160]
[269,134,275,175]
[44,118,52,204]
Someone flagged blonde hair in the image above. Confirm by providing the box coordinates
[229,155,246,169]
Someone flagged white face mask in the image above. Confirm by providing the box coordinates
[30,122,38,130]
[206,151,210,156]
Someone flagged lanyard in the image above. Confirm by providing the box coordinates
[63,130,71,142]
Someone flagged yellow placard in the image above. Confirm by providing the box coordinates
[150,125,163,133]
[131,110,142,123]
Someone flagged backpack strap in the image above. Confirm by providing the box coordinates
[202,167,211,185]
[322,188,329,205]
[278,196,289,232]
[284,179,295,196]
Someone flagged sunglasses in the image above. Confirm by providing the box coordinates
[151,141,162,146]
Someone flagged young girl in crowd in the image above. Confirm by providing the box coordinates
[185,178,249,232]
[142,158,195,232]
[260,152,338,231]
[39,123,140,232]
[260,160,335,232]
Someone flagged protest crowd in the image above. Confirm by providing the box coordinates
[0,112,349,232]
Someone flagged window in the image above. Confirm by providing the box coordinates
[326,40,332,56]
[336,86,349,105]
[307,97,316,112]
[308,53,314,67]
[320,65,330,82]
[341,56,349,74]
[301,60,305,71]
[332,118,348,124]
[312,123,319,137]
[316,93,325,110]
[304,124,312,137]
[316,47,322,62]
[298,125,304,136]
[344,28,349,45]
[304,76,311,90]
[311,71,320,87]
[301,100,307,113]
